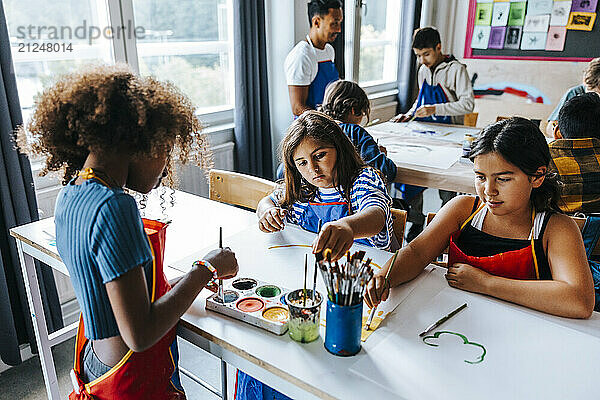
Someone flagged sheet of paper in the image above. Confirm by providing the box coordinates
[475,2,494,25]
[488,26,506,48]
[507,2,527,25]
[526,0,554,15]
[491,2,510,25]
[523,14,551,32]
[349,284,600,399]
[551,1,572,25]
[571,0,598,12]
[545,26,567,50]
[566,11,597,30]
[367,121,474,144]
[521,32,548,49]
[503,25,522,48]
[471,25,491,48]
[382,140,462,170]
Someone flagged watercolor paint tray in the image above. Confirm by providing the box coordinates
[206,278,291,335]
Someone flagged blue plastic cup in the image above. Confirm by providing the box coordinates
[324,300,362,356]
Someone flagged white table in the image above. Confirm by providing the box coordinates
[11,190,600,399]
[367,121,480,194]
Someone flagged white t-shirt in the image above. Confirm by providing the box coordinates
[284,40,335,86]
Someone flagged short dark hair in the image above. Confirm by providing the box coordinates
[412,27,441,49]
[308,0,343,27]
[557,92,600,139]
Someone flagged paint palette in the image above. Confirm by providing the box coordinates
[206,278,291,335]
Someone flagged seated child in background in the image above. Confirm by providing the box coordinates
[319,79,398,184]
[238,111,398,399]
[546,57,600,137]
[20,65,239,399]
[365,117,595,319]
[549,92,600,214]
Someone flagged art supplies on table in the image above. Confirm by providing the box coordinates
[318,249,373,356]
[365,250,399,330]
[206,277,291,335]
[286,289,322,343]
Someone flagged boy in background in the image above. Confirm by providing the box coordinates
[549,92,600,214]
[391,27,474,240]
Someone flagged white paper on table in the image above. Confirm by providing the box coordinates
[368,121,473,144]
[380,140,462,170]
[348,280,600,399]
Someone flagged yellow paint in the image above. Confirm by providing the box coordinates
[262,307,289,323]
[361,315,384,342]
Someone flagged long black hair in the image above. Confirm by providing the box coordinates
[469,117,563,213]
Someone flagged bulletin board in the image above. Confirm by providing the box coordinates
[464,0,600,61]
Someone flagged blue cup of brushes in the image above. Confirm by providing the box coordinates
[324,300,362,356]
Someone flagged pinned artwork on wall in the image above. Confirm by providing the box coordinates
[521,31,548,49]
[492,2,511,26]
[504,26,523,48]
[545,26,568,50]
[523,14,551,32]
[471,25,492,48]
[476,2,494,25]
[526,0,554,15]
[566,11,597,30]
[507,2,527,25]
[551,1,573,26]
[571,0,598,13]
[488,26,507,48]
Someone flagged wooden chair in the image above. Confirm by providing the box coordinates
[463,112,479,127]
[391,208,407,248]
[209,169,276,211]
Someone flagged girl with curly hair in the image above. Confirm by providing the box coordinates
[365,117,595,319]
[20,64,239,399]
[319,79,398,184]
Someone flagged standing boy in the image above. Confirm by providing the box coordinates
[391,27,474,241]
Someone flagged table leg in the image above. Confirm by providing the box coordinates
[16,240,61,399]
[221,359,228,400]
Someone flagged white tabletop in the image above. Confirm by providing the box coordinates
[367,121,479,193]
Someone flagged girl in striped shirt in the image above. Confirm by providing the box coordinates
[257,110,399,261]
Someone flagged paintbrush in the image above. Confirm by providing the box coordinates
[313,220,322,304]
[364,250,399,331]
[303,254,308,306]
[218,227,224,302]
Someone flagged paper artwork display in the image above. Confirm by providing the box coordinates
[476,2,494,25]
[504,25,523,48]
[523,14,551,32]
[491,2,511,25]
[571,0,598,12]
[566,11,597,30]
[488,26,507,48]
[545,26,567,50]
[520,31,548,49]
[471,25,492,48]
[551,1,573,25]
[507,2,527,25]
[526,0,554,15]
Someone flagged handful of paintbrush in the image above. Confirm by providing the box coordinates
[316,249,374,307]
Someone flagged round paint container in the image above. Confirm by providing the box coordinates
[324,300,362,356]
[213,290,239,304]
[236,297,265,313]
[285,289,322,343]
[232,278,257,291]
[262,306,289,323]
[255,285,281,298]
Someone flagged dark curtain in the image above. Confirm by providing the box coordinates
[0,2,62,366]
[233,0,273,180]
[331,18,345,79]
[396,0,423,113]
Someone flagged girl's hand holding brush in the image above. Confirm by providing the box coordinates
[312,220,354,262]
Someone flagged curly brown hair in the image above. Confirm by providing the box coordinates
[584,57,600,91]
[319,80,370,123]
[18,64,212,185]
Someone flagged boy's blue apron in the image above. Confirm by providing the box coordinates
[305,35,339,110]
[582,216,600,311]
[396,81,452,201]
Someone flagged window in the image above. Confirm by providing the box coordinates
[345,0,402,91]
[131,0,235,115]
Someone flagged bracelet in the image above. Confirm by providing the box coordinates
[193,260,218,279]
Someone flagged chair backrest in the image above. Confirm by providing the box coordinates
[463,112,479,127]
[391,209,407,248]
[209,169,276,211]
[426,212,600,257]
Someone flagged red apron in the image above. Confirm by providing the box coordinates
[69,215,185,399]
[448,203,542,280]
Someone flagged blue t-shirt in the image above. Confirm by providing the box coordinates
[339,122,397,183]
[271,167,395,250]
[55,179,152,339]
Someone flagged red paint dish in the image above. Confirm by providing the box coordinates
[236,297,265,313]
